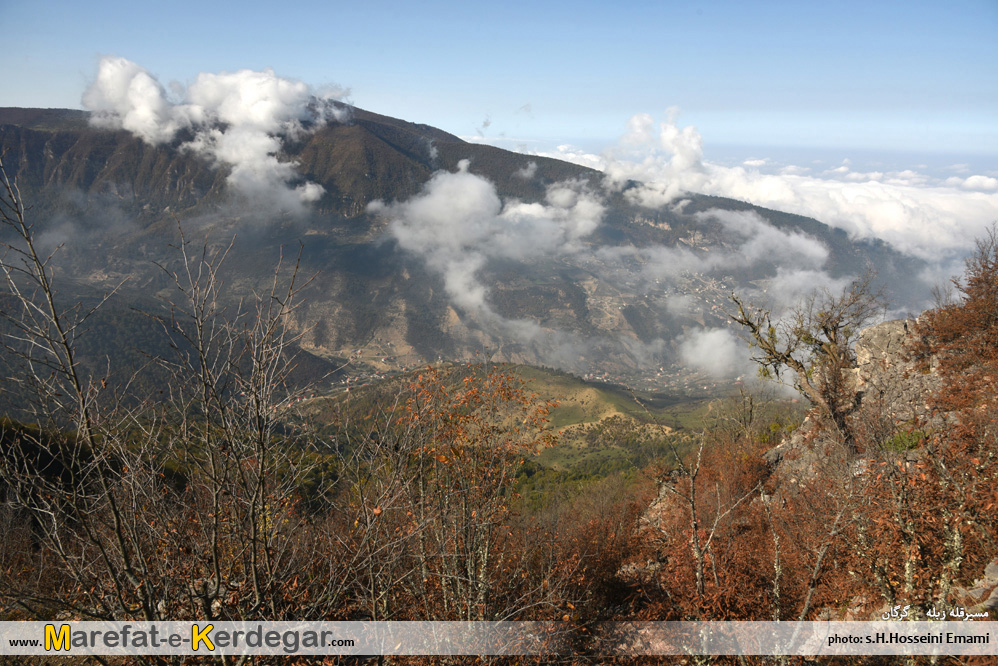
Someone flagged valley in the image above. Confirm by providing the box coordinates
[3,101,994,648]
[0,106,925,386]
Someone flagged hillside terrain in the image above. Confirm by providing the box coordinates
[0,106,925,386]
[633,263,998,625]
[1,104,996,662]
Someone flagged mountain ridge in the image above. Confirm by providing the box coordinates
[0,106,925,383]
[0,105,598,221]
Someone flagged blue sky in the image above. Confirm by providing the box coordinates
[4,0,997,272]
[4,0,996,158]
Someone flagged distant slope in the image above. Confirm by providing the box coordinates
[306,362,711,485]
[0,106,925,379]
[0,106,599,222]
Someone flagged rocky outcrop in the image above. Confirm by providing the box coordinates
[957,558,998,614]
[764,318,942,484]
[852,318,940,424]
[631,317,996,621]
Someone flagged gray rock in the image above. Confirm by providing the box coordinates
[763,318,944,485]
[763,443,786,466]
[854,319,939,423]
[855,319,914,371]
[964,586,989,602]
[985,558,998,581]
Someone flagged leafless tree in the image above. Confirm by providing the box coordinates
[1,151,595,666]
[655,432,761,602]
[0,153,378,664]
[728,271,885,452]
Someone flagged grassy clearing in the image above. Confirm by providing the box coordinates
[305,362,721,511]
[512,365,712,428]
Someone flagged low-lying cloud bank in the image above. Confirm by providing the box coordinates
[83,56,349,211]
[81,59,997,379]
[370,160,603,314]
[377,107,996,377]
[529,110,998,265]
[370,158,865,379]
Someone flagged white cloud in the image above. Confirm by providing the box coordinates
[515,110,998,264]
[533,144,605,171]
[597,108,708,207]
[842,171,884,182]
[369,160,604,313]
[704,209,830,268]
[763,268,854,311]
[368,155,876,374]
[514,161,538,179]
[82,57,349,210]
[335,103,998,374]
[679,327,750,378]
[83,57,187,144]
[958,175,998,192]
[590,209,836,309]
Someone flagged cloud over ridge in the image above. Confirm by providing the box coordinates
[531,111,998,265]
[371,157,869,377]
[83,56,349,209]
[369,159,604,314]
[76,60,998,377]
